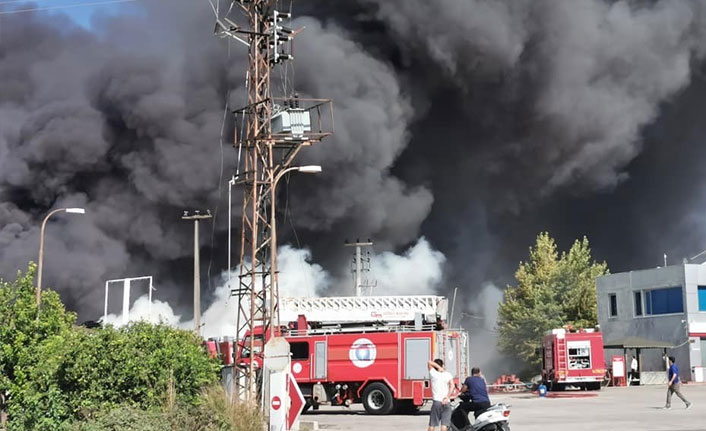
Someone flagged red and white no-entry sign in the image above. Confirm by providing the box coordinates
[271,395,282,410]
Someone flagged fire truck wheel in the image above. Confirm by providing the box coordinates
[362,382,394,415]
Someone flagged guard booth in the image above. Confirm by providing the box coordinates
[603,337,675,386]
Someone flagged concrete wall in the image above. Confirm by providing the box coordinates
[597,265,690,381]
[684,265,706,379]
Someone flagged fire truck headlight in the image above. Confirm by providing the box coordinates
[342,384,348,390]
[335,384,341,390]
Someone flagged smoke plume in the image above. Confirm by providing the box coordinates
[102,241,443,338]
[3,1,706,377]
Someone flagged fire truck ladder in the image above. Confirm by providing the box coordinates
[280,295,449,325]
[556,336,568,373]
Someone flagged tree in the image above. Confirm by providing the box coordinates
[497,233,609,371]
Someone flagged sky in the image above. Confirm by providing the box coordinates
[0,0,141,27]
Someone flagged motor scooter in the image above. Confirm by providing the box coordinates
[449,395,511,431]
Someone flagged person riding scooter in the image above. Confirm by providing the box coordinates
[452,367,491,429]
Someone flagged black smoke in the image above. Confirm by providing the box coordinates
[3,1,706,374]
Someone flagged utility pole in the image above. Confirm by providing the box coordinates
[344,239,374,296]
[182,210,212,335]
[214,1,333,404]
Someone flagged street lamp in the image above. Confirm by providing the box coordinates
[182,210,212,336]
[269,165,322,339]
[36,207,86,306]
[228,176,236,293]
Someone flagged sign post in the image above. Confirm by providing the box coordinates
[287,373,305,430]
[264,337,291,431]
[611,355,626,387]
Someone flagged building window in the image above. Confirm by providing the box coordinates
[290,342,309,360]
[634,291,643,316]
[609,294,618,317]
[699,286,706,312]
[643,287,683,315]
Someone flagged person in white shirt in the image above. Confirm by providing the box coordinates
[428,359,455,431]
[630,355,638,384]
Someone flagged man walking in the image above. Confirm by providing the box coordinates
[428,359,455,431]
[665,356,692,410]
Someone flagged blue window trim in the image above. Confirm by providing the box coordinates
[637,286,684,316]
[698,286,706,312]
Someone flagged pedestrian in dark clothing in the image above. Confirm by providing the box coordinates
[451,367,491,428]
[665,356,692,410]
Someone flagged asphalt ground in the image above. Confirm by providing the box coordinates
[304,384,706,430]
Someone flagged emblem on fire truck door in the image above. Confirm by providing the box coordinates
[349,338,377,368]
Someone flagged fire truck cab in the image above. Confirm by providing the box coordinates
[235,295,469,415]
[541,328,605,391]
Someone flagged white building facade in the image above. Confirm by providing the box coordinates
[597,264,706,382]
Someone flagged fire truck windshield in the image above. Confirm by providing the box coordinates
[240,334,264,358]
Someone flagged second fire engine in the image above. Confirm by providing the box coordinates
[541,327,605,391]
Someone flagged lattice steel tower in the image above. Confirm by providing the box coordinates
[214,0,333,403]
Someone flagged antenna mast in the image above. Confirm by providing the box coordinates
[344,239,375,296]
[215,0,333,404]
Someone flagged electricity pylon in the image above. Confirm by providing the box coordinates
[214,0,333,404]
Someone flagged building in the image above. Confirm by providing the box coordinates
[597,264,706,383]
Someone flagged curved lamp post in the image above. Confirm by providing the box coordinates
[269,165,321,339]
[36,207,86,306]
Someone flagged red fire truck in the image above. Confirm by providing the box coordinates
[233,295,469,415]
[541,328,605,391]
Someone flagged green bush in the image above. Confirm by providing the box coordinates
[56,322,221,415]
[70,387,264,431]
[70,406,171,431]
[197,386,263,431]
[1,265,221,430]
[0,264,77,431]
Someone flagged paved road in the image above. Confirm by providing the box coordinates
[304,384,706,430]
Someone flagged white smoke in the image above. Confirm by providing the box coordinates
[371,237,446,296]
[278,245,331,298]
[101,296,182,327]
[101,245,328,337]
[463,282,522,380]
[101,239,446,338]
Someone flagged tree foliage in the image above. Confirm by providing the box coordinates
[497,233,609,371]
[0,263,77,429]
[0,265,221,431]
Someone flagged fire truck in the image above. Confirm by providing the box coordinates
[541,328,605,391]
[233,295,469,415]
